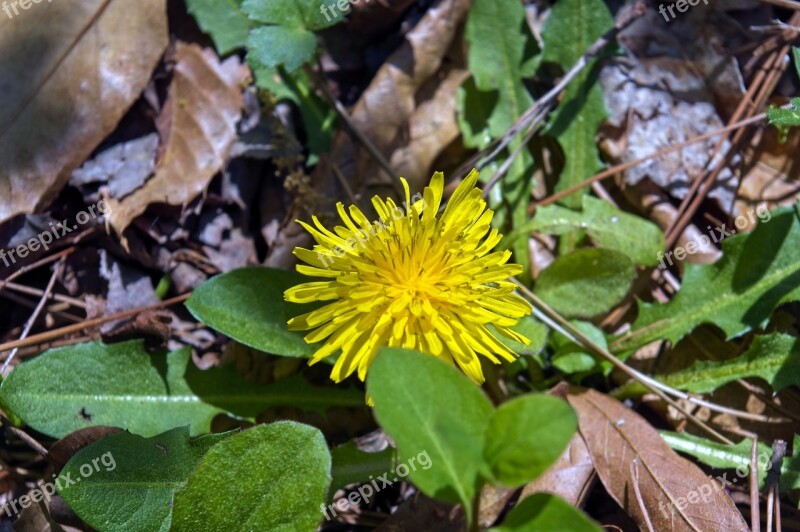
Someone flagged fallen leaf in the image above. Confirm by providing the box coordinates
[388,68,469,184]
[70,133,159,198]
[600,5,747,212]
[567,388,749,532]
[48,426,123,473]
[375,495,465,532]
[321,0,470,193]
[0,0,167,223]
[97,250,159,332]
[106,43,249,239]
[266,0,471,267]
[519,432,595,507]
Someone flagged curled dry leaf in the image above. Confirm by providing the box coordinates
[0,0,168,223]
[106,43,249,239]
[48,426,122,473]
[321,0,470,191]
[519,432,595,507]
[389,68,469,184]
[738,127,800,213]
[267,0,470,267]
[567,388,749,532]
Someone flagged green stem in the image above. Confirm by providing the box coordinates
[469,492,482,532]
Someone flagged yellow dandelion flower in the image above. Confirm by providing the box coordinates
[284,169,532,385]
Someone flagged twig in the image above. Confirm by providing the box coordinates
[482,106,548,199]
[469,490,481,532]
[331,162,360,205]
[752,435,761,532]
[766,440,787,532]
[664,14,797,248]
[0,293,190,357]
[10,336,96,360]
[511,280,734,444]
[0,279,86,309]
[750,22,800,34]
[0,290,84,324]
[0,246,77,285]
[618,379,793,422]
[1,260,63,374]
[306,63,404,197]
[465,2,647,193]
[631,460,655,532]
[5,426,48,458]
[736,380,800,424]
[767,486,775,532]
[759,0,800,10]
[536,112,768,208]
[687,399,788,423]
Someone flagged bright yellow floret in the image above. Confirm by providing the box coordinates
[285,169,532,384]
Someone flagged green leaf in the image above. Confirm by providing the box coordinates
[552,351,596,374]
[484,395,576,487]
[185,0,251,54]
[329,440,398,497]
[551,321,607,374]
[240,0,343,71]
[186,267,322,358]
[536,248,634,318]
[493,315,548,357]
[58,427,230,532]
[367,348,493,516]
[247,25,317,72]
[794,47,800,82]
[612,205,800,353]
[661,431,800,492]
[171,421,331,531]
[768,97,800,128]
[0,340,361,438]
[542,0,613,208]
[456,77,497,149]
[652,334,800,394]
[465,0,537,137]
[505,195,665,266]
[243,0,343,31]
[782,434,800,491]
[547,80,607,209]
[464,0,539,278]
[491,493,602,532]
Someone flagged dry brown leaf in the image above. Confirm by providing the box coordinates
[519,432,595,507]
[48,426,122,473]
[600,4,747,212]
[375,495,464,532]
[106,43,249,238]
[266,0,470,268]
[567,388,749,532]
[320,0,470,192]
[388,68,469,184]
[0,0,167,223]
[737,126,800,212]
